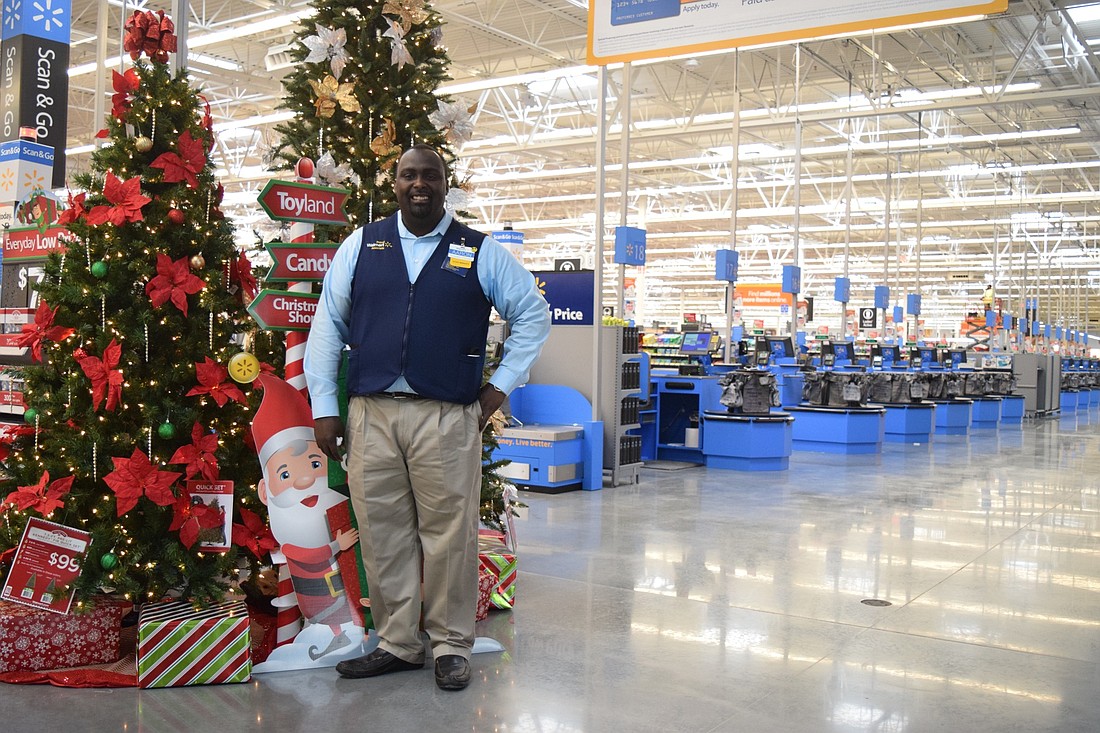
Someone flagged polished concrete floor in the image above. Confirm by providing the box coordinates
[6,409,1100,732]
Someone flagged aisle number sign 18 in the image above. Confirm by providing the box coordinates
[613,226,646,266]
[1,517,91,614]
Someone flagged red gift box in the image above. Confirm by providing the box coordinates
[475,569,495,621]
[0,597,131,673]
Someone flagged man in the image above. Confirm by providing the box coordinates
[252,373,363,661]
[304,144,550,691]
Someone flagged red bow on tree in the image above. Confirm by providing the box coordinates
[15,301,74,362]
[2,471,74,517]
[169,422,220,482]
[232,507,277,559]
[78,339,123,412]
[228,251,258,303]
[110,68,140,121]
[169,489,225,549]
[103,448,181,517]
[150,130,206,189]
[85,172,151,226]
[123,10,177,63]
[56,191,88,227]
[145,254,205,316]
[187,357,247,407]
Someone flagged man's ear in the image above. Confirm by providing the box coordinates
[257,478,269,506]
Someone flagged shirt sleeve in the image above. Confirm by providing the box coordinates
[304,229,362,419]
[477,236,551,395]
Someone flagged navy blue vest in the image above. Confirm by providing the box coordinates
[346,214,491,404]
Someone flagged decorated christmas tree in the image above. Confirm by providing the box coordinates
[0,11,280,606]
[274,0,512,530]
[273,0,474,237]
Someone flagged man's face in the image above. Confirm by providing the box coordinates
[395,148,447,230]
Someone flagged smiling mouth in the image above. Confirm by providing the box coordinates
[300,495,319,508]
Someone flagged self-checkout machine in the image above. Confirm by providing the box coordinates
[786,272,885,454]
[924,344,974,436]
[698,251,795,470]
[872,298,936,443]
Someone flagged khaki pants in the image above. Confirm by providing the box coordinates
[345,394,482,662]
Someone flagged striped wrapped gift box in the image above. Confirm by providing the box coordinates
[137,600,251,688]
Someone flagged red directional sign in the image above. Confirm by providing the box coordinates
[247,289,321,332]
[264,242,340,282]
[257,179,350,226]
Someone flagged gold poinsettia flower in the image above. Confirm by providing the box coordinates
[370,118,402,171]
[308,75,361,118]
[383,0,429,32]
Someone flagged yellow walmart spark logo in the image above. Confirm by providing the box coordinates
[0,170,14,193]
[535,276,546,296]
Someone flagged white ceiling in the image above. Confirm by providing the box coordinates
[58,0,1100,337]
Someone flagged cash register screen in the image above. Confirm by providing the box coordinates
[679,332,713,355]
[830,341,855,361]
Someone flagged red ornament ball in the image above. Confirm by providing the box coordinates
[73,347,88,361]
[167,208,185,225]
[295,157,314,179]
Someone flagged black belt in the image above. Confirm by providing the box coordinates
[371,392,423,400]
[293,571,345,597]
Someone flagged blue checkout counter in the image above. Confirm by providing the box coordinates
[636,372,793,471]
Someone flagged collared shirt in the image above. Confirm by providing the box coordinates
[304,211,551,418]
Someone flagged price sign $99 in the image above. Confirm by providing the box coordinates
[49,552,81,573]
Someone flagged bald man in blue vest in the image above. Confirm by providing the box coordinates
[305,144,550,690]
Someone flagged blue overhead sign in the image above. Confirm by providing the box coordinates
[715,249,738,282]
[2,0,72,42]
[874,285,889,309]
[834,277,850,303]
[781,265,801,294]
[533,270,595,325]
[906,294,921,316]
[613,226,646,266]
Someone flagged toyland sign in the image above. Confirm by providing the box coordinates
[248,177,349,331]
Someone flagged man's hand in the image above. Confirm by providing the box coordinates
[477,383,507,432]
[314,416,346,463]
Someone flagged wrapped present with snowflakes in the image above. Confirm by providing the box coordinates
[475,568,495,622]
[137,599,251,688]
[0,597,131,673]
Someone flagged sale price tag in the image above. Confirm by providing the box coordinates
[1,517,92,614]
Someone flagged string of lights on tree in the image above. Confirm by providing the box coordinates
[0,10,280,607]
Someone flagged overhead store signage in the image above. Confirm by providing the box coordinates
[834,277,850,303]
[613,226,646,266]
[587,0,1007,64]
[781,265,800,295]
[0,0,71,188]
[257,179,350,225]
[874,286,890,309]
[246,289,320,331]
[715,250,738,282]
[263,242,339,282]
[533,270,595,325]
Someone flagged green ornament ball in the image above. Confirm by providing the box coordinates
[157,422,176,440]
[99,553,119,571]
[91,261,108,278]
[23,407,37,424]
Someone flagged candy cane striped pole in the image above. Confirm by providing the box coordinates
[283,157,315,396]
[273,158,316,646]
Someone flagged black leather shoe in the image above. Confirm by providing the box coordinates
[335,648,423,679]
[434,655,471,690]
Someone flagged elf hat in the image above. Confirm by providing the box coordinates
[252,373,316,469]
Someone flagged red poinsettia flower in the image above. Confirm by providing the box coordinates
[123,9,177,63]
[85,172,151,226]
[56,191,88,227]
[2,471,74,516]
[0,424,35,463]
[169,488,225,549]
[232,507,277,559]
[145,253,204,316]
[168,422,220,482]
[78,339,123,412]
[103,448,181,517]
[228,251,258,302]
[110,68,141,121]
[186,357,247,407]
[15,301,75,362]
[150,129,206,189]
